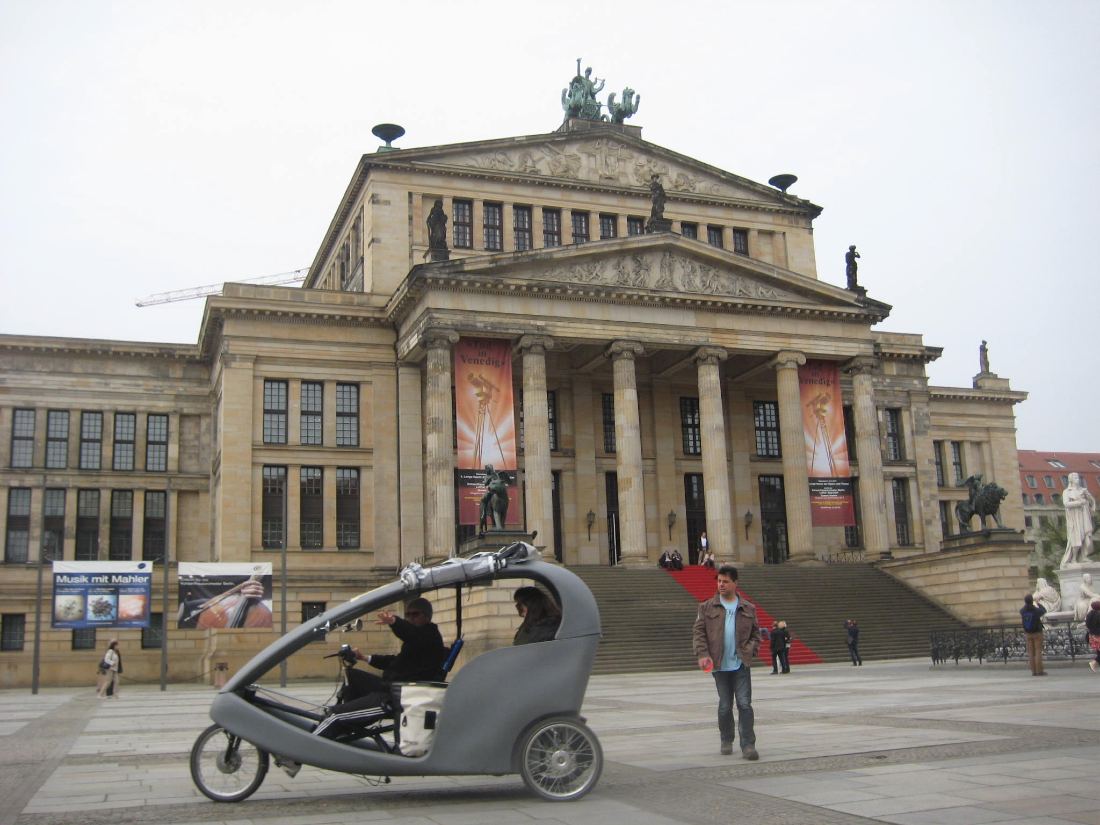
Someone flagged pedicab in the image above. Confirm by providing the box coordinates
[189,542,603,803]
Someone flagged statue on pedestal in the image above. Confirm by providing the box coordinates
[845,245,861,290]
[955,474,1007,532]
[1060,472,1097,566]
[1033,576,1062,615]
[478,465,510,532]
[427,199,449,261]
[979,340,990,374]
[1073,573,1099,621]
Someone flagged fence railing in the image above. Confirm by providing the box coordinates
[930,622,1089,665]
[824,549,866,564]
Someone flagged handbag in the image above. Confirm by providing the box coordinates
[97,659,109,674]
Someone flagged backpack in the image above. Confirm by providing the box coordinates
[1021,608,1040,633]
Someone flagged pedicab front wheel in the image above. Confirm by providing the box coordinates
[190,723,269,802]
[518,717,603,801]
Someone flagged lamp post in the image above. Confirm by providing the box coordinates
[667,510,677,541]
[31,533,55,696]
[744,510,754,540]
[585,510,595,541]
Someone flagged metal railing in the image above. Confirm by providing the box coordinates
[930,621,1089,666]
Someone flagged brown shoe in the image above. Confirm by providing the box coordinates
[742,746,759,761]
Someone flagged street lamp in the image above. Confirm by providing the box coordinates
[31,533,56,696]
[585,509,596,541]
[667,510,676,540]
[744,510,754,540]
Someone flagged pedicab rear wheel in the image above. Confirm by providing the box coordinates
[518,716,603,801]
[190,723,269,802]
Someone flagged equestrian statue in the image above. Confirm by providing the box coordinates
[955,474,1007,533]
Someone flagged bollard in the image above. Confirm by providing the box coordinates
[213,661,229,688]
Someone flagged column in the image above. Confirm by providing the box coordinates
[218,354,255,561]
[424,329,459,559]
[570,374,599,565]
[845,357,890,559]
[773,350,815,563]
[695,347,734,562]
[398,364,426,566]
[371,363,400,569]
[517,335,555,554]
[609,341,648,567]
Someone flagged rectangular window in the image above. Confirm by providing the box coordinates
[1047,459,1066,469]
[542,208,562,247]
[336,383,359,447]
[939,500,953,539]
[79,412,103,470]
[263,380,288,445]
[571,211,590,244]
[680,222,698,240]
[707,226,723,248]
[753,401,781,458]
[884,409,904,461]
[1025,474,1037,489]
[42,488,65,560]
[547,390,559,452]
[146,414,168,472]
[109,490,132,561]
[142,491,166,562]
[142,613,163,649]
[113,413,135,470]
[1,615,25,651]
[680,397,701,456]
[5,489,31,563]
[1043,475,1054,489]
[262,466,286,549]
[300,467,323,549]
[933,441,946,486]
[336,468,360,549]
[11,409,35,468]
[453,199,473,248]
[301,381,323,445]
[303,602,327,641]
[483,202,503,250]
[842,405,857,463]
[513,205,532,251]
[893,478,912,546]
[72,627,96,650]
[951,441,965,485]
[627,216,645,236]
[46,410,69,469]
[76,490,100,561]
[732,228,749,255]
[599,214,617,239]
[601,393,616,454]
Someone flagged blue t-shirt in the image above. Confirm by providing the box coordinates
[719,596,742,671]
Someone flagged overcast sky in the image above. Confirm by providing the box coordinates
[2,0,1097,452]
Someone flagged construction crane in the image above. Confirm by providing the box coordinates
[135,268,308,306]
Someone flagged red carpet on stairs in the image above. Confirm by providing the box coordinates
[666,567,823,666]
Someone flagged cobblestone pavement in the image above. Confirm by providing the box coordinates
[2,659,1099,825]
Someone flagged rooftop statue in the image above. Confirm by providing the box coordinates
[607,88,640,124]
[845,245,861,290]
[560,59,638,124]
[979,340,990,374]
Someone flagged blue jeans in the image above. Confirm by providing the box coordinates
[712,667,754,748]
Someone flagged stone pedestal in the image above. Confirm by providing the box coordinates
[1057,563,1100,620]
[458,530,541,558]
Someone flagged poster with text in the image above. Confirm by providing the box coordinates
[52,561,153,629]
[177,563,273,630]
[454,338,517,472]
[456,468,523,528]
[798,360,855,526]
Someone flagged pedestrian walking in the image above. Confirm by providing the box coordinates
[1085,599,1100,673]
[845,619,863,666]
[96,639,121,698]
[692,565,761,760]
[774,620,791,673]
[1020,594,1047,676]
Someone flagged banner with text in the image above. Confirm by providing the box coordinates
[177,563,273,629]
[52,561,153,629]
[798,360,856,526]
[455,468,523,528]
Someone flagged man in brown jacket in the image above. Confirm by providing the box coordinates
[692,565,760,759]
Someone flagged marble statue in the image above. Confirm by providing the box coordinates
[1074,572,1099,621]
[1060,472,1097,566]
[1033,577,1061,615]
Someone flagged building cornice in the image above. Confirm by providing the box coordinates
[929,386,1028,404]
[0,334,200,361]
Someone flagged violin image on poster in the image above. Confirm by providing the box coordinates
[177,566,273,629]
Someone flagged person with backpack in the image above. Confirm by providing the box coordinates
[1085,599,1100,673]
[1020,593,1047,676]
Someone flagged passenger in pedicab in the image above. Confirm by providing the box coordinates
[512,586,561,645]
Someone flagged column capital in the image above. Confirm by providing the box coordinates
[772,350,807,372]
[693,346,728,367]
[423,328,460,350]
[515,334,555,356]
[607,340,645,362]
[843,355,879,377]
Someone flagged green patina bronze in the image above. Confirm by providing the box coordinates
[561,59,639,123]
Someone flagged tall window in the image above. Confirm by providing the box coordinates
[301,381,323,445]
[547,391,559,452]
[262,466,286,549]
[146,414,168,472]
[1043,475,1054,489]
[76,490,100,561]
[11,409,35,468]
[626,216,644,236]
[571,211,590,243]
[483,202,503,250]
[893,479,912,546]
[300,467,323,548]
[453,199,473,248]
[46,410,69,469]
[513,205,532,251]
[80,412,103,470]
[336,468,360,549]
[951,441,965,484]
[884,409,904,460]
[842,405,857,463]
[142,613,163,649]
[680,222,698,240]
[707,226,723,248]
[143,491,166,561]
[732,228,749,255]
[113,413,135,470]
[939,500,953,539]
[263,380,288,445]
[336,383,359,447]
[680,397,701,456]
[599,214,617,239]
[933,440,946,486]
[109,490,132,561]
[1025,474,1037,488]
[753,401,781,457]
[1,615,25,651]
[5,489,31,563]
[42,488,65,560]
[543,208,562,247]
[72,627,96,650]
[601,393,616,453]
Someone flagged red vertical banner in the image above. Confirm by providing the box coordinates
[798,360,855,526]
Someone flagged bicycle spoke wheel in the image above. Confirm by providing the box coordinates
[190,723,269,802]
[519,717,602,801]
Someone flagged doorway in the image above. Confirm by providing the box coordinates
[758,475,789,564]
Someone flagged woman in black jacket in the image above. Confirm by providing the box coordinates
[513,586,561,645]
[1086,600,1100,673]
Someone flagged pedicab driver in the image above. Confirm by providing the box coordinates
[692,565,761,760]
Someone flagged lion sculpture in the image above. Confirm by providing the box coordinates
[955,474,1007,533]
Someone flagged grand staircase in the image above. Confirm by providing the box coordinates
[572,564,970,675]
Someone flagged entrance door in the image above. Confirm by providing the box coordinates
[758,475,789,564]
[605,471,621,566]
[684,473,706,564]
[551,470,563,562]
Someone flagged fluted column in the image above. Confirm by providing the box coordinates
[773,350,815,563]
[424,329,459,559]
[845,356,891,559]
[517,335,555,554]
[609,341,649,567]
[695,347,733,562]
